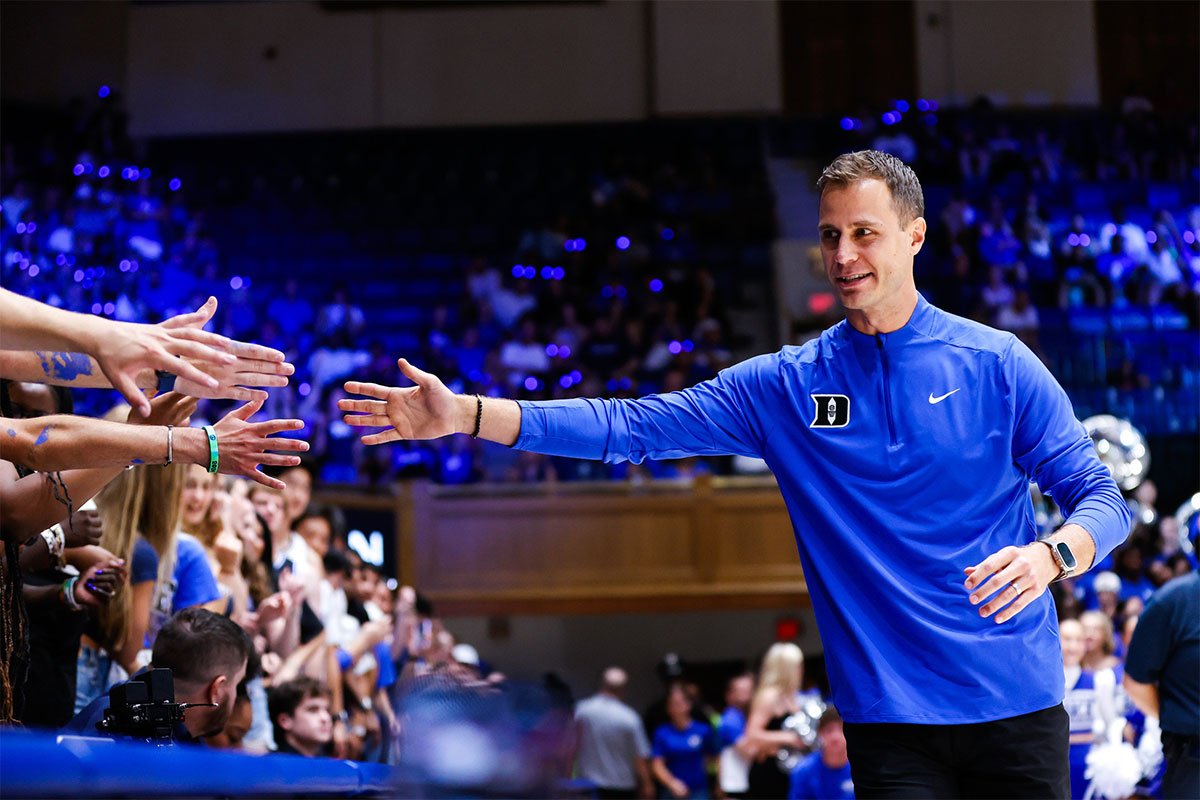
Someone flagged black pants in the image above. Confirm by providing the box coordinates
[843,704,1070,799]
[1161,731,1200,800]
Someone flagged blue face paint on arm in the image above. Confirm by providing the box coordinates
[6,429,15,438]
[34,425,51,445]
[36,351,93,381]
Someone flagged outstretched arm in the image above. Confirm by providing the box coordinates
[0,398,307,496]
[0,297,292,404]
[340,358,522,446]
[340,356,770,463]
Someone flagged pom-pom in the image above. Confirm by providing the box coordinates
[1085,742,1142,800]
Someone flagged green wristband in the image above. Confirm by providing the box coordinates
[202,425,219,474]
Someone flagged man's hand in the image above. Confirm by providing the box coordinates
[964,543,1060,623]
[209,397,308,489]
[340,358,462,445]
[62,508,103,549]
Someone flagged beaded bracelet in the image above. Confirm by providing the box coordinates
[470,394,483,439]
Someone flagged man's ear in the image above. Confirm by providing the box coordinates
[277,712,294,733]
[207,674,228,705]
[910,217,928,255]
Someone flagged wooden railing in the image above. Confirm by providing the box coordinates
[316,475,808,616]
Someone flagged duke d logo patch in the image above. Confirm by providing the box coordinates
[810,394,850,428]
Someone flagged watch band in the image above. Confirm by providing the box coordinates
[1039,539,1075,582]
[155,370,176,395]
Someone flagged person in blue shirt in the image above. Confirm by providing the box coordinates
[790,706,854,800]
[716,672,755,798]
[341,150,1130,797]
[651,684,719,799]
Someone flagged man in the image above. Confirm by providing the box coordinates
[789,707,854,800]
[574,667,654,799]
[1122,564,1199,800]
[268,676,334,757]
[341,151,1129,797]
[64,607,251,742]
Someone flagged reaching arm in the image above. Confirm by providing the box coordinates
[0,397,306,492]
[341,356,772,462]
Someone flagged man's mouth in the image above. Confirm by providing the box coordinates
[836,273,871,287]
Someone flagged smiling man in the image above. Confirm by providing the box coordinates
[340,150,1129,798]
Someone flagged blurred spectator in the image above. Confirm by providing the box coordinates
[574,666,654,799]
[269,676,334,757]
[651,684,718,800]
[787,707,853,800]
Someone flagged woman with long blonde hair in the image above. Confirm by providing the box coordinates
[76,452,223,711]
[745,643,806,799]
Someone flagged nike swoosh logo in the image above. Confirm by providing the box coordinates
[928,389,960,404]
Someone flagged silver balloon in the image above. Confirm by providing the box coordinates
[1083,415,1150,492]
[1173,493,1200,558]
[776,694,827,769]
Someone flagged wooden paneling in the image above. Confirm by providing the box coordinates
[401,476,807,615]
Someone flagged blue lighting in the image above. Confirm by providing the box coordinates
[929,100,939,111]
[682,339,694,353]
[73,269,85,282]
[545,344,559,357]
[559,345,571,358]
[15,223,25,234]
[103,302,115,315]
[56,254,66,266]
[129,168,140,181]
[616,236,631,251]
[119,259,130,271]
[661,228,674,241]
[606,379,619,392]
[524,376,539,391]
[882,112,899,126]
[98,85,110,98]
[141,168,151,179]
[615,285,626,298]
[523,266,536,279]
[230,276,244,290]
[619,377,632,390]
[73,164,85,177]
[894,99,909,112]
[575,238,586,251]
[924,114,938,126]
[601,286,614,299]
[95,266,105,277]
[559,375,573,389]
[511,265,523,278]
[1184,231,1196,244]
[649,278,663,293]
[169,178,182,192]
[91,303,102,314]
[98,166,110,178]
[1067,233,1079,247]
[1080,234,1090,247]
[570,370,582,383]
[1146,230,1158,244]
[26,222,36,233]
[916,99,929,112]
[668,340,682,355]
[27,264,39,278]
[85,268,96,279]
[551,267,565,280]
[840,117,855,131]
[298,381,312,398]
[541,266,553,279]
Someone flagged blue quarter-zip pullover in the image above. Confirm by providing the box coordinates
[513,295,1130,724]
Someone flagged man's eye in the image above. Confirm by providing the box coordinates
[856,228,873,237]
[821,231,838,241]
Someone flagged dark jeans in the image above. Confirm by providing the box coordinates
[843,704,1070,799]
[1161,731,1200,800]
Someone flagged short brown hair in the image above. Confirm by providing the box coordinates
[817,150,924,225]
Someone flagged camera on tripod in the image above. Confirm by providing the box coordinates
[96,668,212,744]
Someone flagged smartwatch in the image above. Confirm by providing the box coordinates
[1039,539,1077,583]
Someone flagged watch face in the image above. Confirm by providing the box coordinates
[1054,541,1077,571]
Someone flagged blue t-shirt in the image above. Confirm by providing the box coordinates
[514,296,1130,724]
[133,533,221,647]
[652,720,717,791]
[789,752,854,800]
[717,706,745,749]
[1124,571,1200,737]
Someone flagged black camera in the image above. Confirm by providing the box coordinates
[96,668,211,744]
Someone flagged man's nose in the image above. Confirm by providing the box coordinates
[835,240,858,264]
